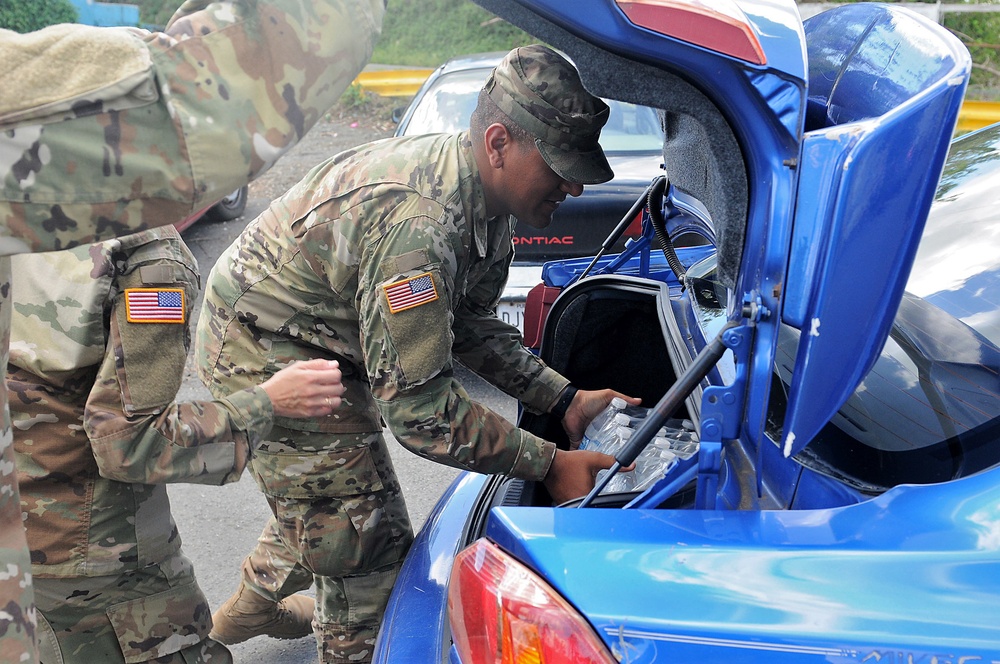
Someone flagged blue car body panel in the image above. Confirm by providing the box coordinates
[374,1,991,660]
[485,471,1000,659]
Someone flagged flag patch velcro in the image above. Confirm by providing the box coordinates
[383,272,439,314]
[125,288,185,324]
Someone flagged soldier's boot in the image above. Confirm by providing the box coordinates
[209,582,314,644]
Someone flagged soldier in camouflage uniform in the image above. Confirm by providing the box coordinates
[9,225,345,663]
[0,1,384,661]
[195,45,640,663]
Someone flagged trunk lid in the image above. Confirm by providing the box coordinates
[476,0,968,457]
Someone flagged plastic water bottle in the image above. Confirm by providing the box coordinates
[583,413,632,452]
[603,468,635,493]
[581,399,624,449]
[632,437,679,491]
[657,419,700,459]
[596,424,634,456]
[580,397,627,450]
[603,435,679,494]
[622,403,651,427]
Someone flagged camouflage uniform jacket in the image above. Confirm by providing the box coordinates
[197,132,569,482]
[9,226,273,578]
[0,2,382,658]
[0,0,384,251]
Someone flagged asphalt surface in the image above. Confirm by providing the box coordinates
[168,115,516,662]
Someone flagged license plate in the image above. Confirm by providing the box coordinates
[497,300,526,334]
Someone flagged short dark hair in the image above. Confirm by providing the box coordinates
[471,89,534,148]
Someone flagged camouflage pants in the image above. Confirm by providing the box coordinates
[34,552,229,664]
[244,429,414,663]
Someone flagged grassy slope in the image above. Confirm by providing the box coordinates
[372,0,534,67]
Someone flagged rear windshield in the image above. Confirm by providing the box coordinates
[792,126,1000,492]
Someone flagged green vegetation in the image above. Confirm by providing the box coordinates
[0,0,77,33]
[128,0,175,27]
[946,10,1000,98]
[338,81,371,109]
[372,0,534,66]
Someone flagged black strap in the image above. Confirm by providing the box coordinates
[550,385,578,422]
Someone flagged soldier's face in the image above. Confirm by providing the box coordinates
[505,142,583,229]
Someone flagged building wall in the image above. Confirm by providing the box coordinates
[70,0,139,27]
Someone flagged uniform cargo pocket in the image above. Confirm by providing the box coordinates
[250,444,385,499]
[105,581,210,663]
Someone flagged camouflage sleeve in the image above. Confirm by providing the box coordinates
[83,260,274,486]
[450,248,569,415]
[0,0,384,253]
[360,215,557,481]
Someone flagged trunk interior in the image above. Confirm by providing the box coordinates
[465,275,694,542]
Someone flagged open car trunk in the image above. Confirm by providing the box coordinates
[372,4,994,661]
[523,276,685,442]
[464,273,694,543]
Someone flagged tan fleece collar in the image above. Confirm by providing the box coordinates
[0,23,154,127]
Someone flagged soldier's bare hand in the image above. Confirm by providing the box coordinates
[542,448,618,505]
[561,389,641,449]
[261,359,345,418]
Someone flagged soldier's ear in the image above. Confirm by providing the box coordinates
[484,123,511,169]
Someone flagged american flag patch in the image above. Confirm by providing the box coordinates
[125,288,185,324]
[383,272,439,314]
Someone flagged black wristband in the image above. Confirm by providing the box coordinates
[550,385,578,422]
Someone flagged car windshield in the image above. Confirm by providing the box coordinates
[403,68,663,153]
[689,125,1000,493]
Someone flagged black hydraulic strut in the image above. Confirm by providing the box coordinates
[576,318,742,508]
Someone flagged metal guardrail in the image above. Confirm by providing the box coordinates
[354,69,434,98]
[354,70,1000,133]
[957,100,1000,133]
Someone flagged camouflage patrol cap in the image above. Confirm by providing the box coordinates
[485,45,613,185]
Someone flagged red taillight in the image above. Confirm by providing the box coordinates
[615,0,766,65]
[448,539,616,664]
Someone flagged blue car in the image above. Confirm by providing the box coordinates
[375,1,1000,661]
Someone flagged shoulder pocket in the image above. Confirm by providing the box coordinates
[111,291,188,414]
[378,268,451,387]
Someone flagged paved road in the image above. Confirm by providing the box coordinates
[168,118,516,662]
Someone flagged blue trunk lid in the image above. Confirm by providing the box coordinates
[476,0,969,458]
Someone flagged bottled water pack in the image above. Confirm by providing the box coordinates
[584,400,700,494]
[580,397,627,451]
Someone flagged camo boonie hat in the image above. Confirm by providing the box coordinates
[485,44,613,185]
